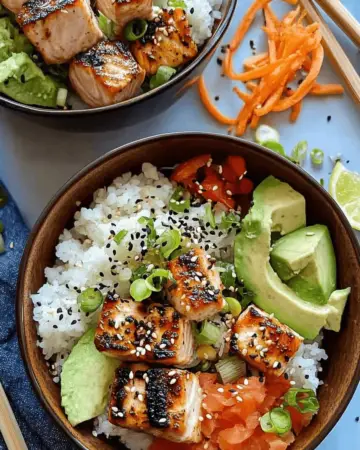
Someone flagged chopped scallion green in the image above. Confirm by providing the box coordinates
[56,88,68,108]
[205,203,216,229]
[215,356,246,384]
[113,229,128,245]
[195,321,221,345]
[220,211,241,231]
[138,216,156,246]
[156,229,181,259]
[169,187,190,213]
[262,141,286,157]
[260,408,292,434]
[225,297,242,317]
[168,0,186,7]
[124,19,148,41]
[292,140,308,164]
[284,388,319,414]
[145,268,172,292]
[255,125,280,144]
[77,288,103,313]
[150,66,176,90]
[310,148,324,166]
[130,278,152,302]
[216,261,236,289]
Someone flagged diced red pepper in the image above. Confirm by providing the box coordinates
[224,178,254,195]
[202,166,235,210]
[182,176,199,195]
[227,155,247,178]
[221,161,238,183]
[171,154,211,182]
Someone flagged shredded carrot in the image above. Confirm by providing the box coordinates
[233,87,252,103]
[230,0,271,51]
[310,83,344,95]
[243,52,269,70]
[264,5,277,63]
[246,81,258,91]
[198,76,236,125]
[302,55,312,71]
[176,76,200,96]
[226,57,287,81]
[250,113,260,128]
[286,88,302,122]
[282,6,301,26]
[283,0,299,4]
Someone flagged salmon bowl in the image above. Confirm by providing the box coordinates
[0,0,235,118]
[17,133,360,450]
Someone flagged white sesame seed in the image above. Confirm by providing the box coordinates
[191,256,198,262]
[199,416,204,422]
[226,190,233,196]
[236,396,243,402]
[244,378,249,385]
[92,431,98,437]
[269,313,274,319]
[256,344,263,351]
[129,371,134,379]
[218,165,223,174]
[202,402,207,408]
[130,349,136,354]
[273,361,279,369]
[186,373,190,379]
[290,380,296,385]
[138,394,144,402]
[170,378,177,385]
[206,414,212,420]
[160,343,166,349]
[212,185,218,191]
[231,391,238,396]
[186,305,191,312]
[204,443,209,449]
[198,387,203,394]
[259,326,266,331]
[9,242,14,249]
[168,370,176,376]
[152,332,157,338]
[217,388,224,393]
[112,406,118,412]
[206,158,212,167]
[159,418,167,423]
[118,412,124,417]
[236,385,242,390]
[242,349,248,356]
[131,386,136,392]
[145,344,152,352]
[125,386,130,392]
[266,340,273,345]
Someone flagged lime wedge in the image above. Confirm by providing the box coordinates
[329,162,360,230]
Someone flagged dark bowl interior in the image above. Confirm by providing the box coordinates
[17,133,360,450]
[0,0,236,118]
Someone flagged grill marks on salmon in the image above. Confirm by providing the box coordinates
[94,295,195,366]
[231,305,303,376]
[17,0,103,64]
[109,364,202,443]
[69,40,145,107]
[96,0,152,37]
[167,248,225,321]
[131,8,198,76]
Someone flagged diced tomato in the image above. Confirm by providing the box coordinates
[227,156,247,177]
[202,166,235,210]
[171,154,211,182]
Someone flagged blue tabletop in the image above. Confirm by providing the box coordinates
[0,0,359,449]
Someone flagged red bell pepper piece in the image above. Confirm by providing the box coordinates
[171,154,211,182]
[225,178,254,195]
[227,155,247,178]
[201,166,235,210]
[221,161,238,183]
[182,176,199,195]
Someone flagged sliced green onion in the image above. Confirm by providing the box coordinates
[320,178,325,187]
[255,125,280,144]
[221,301,230,313]
[262,141,286,157]
[0,234,5,254]
[220,211,241,231]
[143,248,165,267]
[138,216,156,246]
[0,187,8,208]
[292,140,308,164]
[145,268,172,292]
[195,321,221,345]
[205,203,216,229]
[56,88,68,108]
[260,408,292,434]
[131,264,148,281]
[77,288,103,313]
[150,65,177,90]
[0,220,4,233]
[169,187,190,213]
[215,261,236,289]
[225,297,242,317]
[310,148,324,166]
[130,278,152,301]
[215,356,246,384]
[284,388,319,414]
[124,19,148,41]
[168,0,186,7]
[97,11,115,39]
[114,229,128,245]
[156,229,181,259]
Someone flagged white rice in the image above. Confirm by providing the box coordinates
[153,0,223,45]
[31,162,328,449]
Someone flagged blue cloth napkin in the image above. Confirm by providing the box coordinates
[0,184,75,450]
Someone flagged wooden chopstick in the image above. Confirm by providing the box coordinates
[315,0,360,48]
[0,383,28,450]
[299,0,360,105]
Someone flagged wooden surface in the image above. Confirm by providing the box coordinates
[16,134,360,450]
[0,383,28,450]
[299,0,360,105]
[315,0,360,47]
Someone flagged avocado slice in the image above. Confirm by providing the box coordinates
[270,225,336,305]
[234,176,348,339]
[61,328,120,426]
[325,288,351,332]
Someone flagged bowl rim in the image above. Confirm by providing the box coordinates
[0,1,237,117]
[16,132,360,450]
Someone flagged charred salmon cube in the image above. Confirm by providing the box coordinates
[131,8,198,76]
[1,0,26,13]
[109,364,202,443]
[94,296,195,366]
[231,305,303,376]
[69,40,145,107]
[96,0,152,37]
[167,248,225,321]
[17,0,103,64]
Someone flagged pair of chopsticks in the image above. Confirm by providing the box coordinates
[0,382,28,450]
[299,0,360,104]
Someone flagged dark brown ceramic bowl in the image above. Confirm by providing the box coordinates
[0,1,236,125]
[17,133,360,450]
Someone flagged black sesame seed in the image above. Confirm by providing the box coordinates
[99,272,104,277]
[59,314,63,320]
[214,96,220,101]
[327,115,331,122]
[107,214,112,219]
[190,7,194,13]
[71,320,76,325]
[106,243,111,249]
[57,308,62,313]
[216,58,222,66]
[356,417,359,422]
[53,325,58,329]
[110,230,115,236]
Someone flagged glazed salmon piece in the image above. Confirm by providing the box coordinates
[167,248,225,321]
[69,40,145,107]
[1,0,26,14]
[131,8,198,76]
[17,0,103,64]
[96,0,152,37]
[94,295,196,366]
[109,364,202,443]
[231,305,303,376]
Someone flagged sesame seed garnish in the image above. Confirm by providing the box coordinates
[202,402,207,408]
[217,388,224,393]
[290,380,296,385]
[129,371,134,379]
[125,386,130,392]
[204,443,209,450]
[212,185,218,191]
[206,414,212,420]
[273,361,280,369]
[159,418,167,423]
[170,378,177,385]
[145,344,152,352]
[168,370,176,376]
[244,379,249,385]
[138,394,144,402]
[130,349,136,354]
[226,190,232,196]
[236,396,243,402]
[185,305,191,312]
[242,349,248,356]
[199,416,204,422]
